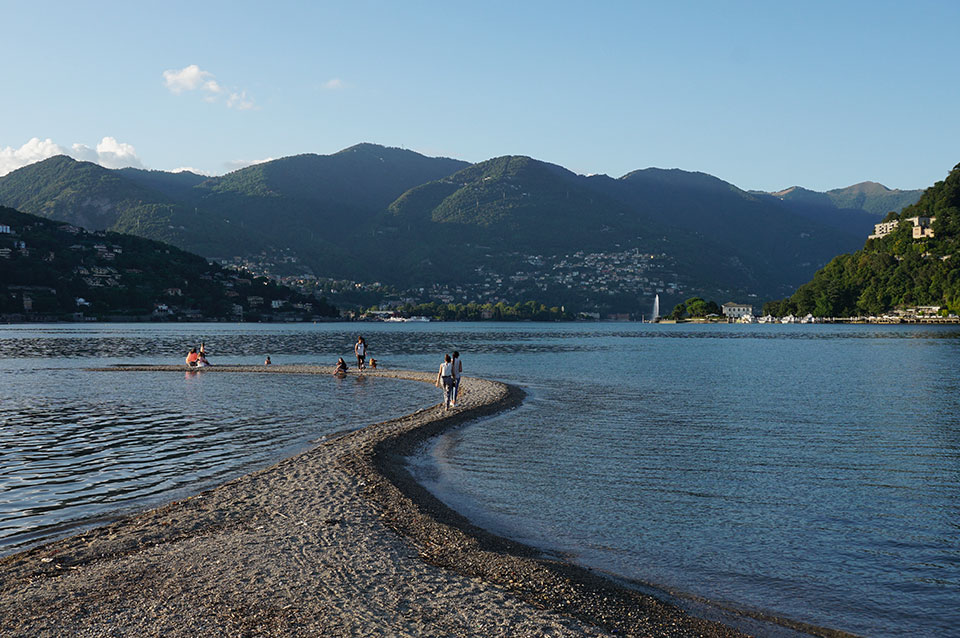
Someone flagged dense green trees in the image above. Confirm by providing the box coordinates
[764,163,960,317]
[0,206,337,320]
[384,300,571,321]
[668,297,721,320]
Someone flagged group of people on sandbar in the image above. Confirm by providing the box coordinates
[435,351,462,410]
[185,342,211,367]
[333,336,377,377]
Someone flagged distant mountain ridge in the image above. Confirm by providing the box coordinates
[0,143,922,307]
[380,154,871,299]
[764,181,922,215]
[767,164,960,316]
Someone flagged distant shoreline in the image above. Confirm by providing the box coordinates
[3,315,958,326]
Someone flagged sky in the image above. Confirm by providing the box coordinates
[1,1,958,191]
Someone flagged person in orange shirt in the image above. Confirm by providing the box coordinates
[186,348,200,367]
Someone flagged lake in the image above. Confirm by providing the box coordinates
[1,322,957,637]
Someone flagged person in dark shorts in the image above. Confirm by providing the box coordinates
[354,336,367,370]
[451,351,463,406]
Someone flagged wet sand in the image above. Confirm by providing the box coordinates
[0,365,751,637]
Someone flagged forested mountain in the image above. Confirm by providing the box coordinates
[0,144,468,280]
[766,163,960,316]
[0,142,912,308]
[0,206,335,320]
[380,156,868,299]
[763,182,922,216]
[117,167,208,200]
[0,156,240,257]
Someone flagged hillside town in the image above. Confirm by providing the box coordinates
[221,246,688,315]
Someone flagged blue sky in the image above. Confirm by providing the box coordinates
[1,1,957,191]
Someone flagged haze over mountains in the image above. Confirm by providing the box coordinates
[0,143,923,311]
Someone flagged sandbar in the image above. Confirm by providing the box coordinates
[0,365,751,637]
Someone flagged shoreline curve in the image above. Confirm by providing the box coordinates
[0,365,818,637]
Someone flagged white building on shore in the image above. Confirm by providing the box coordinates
[722,302,753,319]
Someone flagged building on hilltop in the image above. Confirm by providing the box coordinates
[722,302,753,319]
[869,220,900,239]
[906,216,936,239]
[868,216,936,240]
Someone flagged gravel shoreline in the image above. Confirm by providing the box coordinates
[0,365,762,637]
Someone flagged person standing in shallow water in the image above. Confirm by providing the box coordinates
[354,336,367,371]
[435,353,456,410]
[451,351,463,407]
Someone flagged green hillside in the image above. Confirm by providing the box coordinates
[825,181,923,215]
[0,206,335,320]
[0,145,470,282]
[603,167,867,297]
[205,143,468,211]
[0,143,910,308]
[0,156,241,256]
[117,167,208,200]
[0,156,181,230]
[388,156,636,248]
[380,156,872,301]
[765,163,960,316]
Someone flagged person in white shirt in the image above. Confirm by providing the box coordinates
[435,353,456,410]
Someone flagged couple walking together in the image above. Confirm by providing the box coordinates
[436,351,462,410]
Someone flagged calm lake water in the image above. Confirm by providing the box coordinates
[1,322,958,637]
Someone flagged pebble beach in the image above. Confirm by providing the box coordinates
[0,365,751,637]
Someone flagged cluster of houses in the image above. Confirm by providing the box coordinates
[223,243,687,311]
[0,224,26,260]
[868,216,936,240]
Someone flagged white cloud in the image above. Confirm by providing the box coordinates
[224,157,274,173]
[170,166,213,176]
[322,78,345,90]
[227,91,256,111]
[0,137,66,176]
[73,137,144,170]
[163,64,222,95]
[163,64,255,110]
[0,136,144,176]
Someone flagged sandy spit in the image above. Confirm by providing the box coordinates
[0,365,750,637]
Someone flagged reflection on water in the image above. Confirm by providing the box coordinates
[2,323,958,361]
[0,363,435,553]
[410,323,960,638]
[1,322,959,638]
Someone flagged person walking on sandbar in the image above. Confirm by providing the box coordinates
[436,353,456,410]
[451,350,463,407]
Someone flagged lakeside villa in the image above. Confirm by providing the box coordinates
[722,301,753,319]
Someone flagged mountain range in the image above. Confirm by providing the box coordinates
[768,163,960,317]
[0,143,925,310]
[762,182,923,216]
